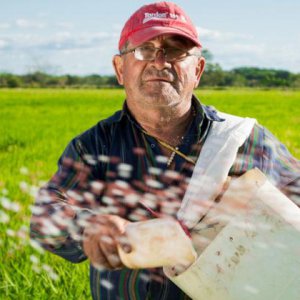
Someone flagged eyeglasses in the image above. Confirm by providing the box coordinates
[120,45,201,62]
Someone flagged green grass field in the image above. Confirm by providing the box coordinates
[1,88,300,299]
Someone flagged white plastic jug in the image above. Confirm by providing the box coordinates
[164,169,300,300]
[118,217,197,270]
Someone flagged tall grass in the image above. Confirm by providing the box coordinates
[1,88,299,299]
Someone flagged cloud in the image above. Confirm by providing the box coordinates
[0,24,299,74]
[225,43,266,56]
[1,19,74,31]
[0,26,120,74]
[0,39,9,49]
[38,31,118,51]
[16,19,46,29]
[0,23,10,30]
[194,26,300,73]
[211,42,300,72]
[0,31,119,52]
[197,27,253,43]
[196,26,264,67]
[55,22,74,30]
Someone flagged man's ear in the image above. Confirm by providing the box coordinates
[112,55,124,85]
[194,57,206,88]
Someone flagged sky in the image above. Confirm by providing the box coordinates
[1,0,300,75]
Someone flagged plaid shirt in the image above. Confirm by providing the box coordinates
[30,95,300,300]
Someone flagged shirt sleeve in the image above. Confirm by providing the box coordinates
[261,126,300,205]
[30,138,92,263]
[230,123,300,206]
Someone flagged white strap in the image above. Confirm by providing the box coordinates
[177,112,256,228]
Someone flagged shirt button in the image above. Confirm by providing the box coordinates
[151,144,155,148]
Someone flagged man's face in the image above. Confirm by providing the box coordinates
[113,34,205,109]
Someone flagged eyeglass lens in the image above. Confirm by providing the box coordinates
[135,46,187,62]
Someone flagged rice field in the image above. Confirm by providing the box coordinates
[0,88,299,299]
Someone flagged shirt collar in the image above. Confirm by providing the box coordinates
[192,95,225,122]
[191,94,224,123]
[115,94,225,126]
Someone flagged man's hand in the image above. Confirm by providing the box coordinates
[83,214,131,270]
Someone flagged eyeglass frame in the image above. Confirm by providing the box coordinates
[119,45,202,62]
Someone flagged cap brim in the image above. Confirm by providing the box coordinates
[128,26,202,48]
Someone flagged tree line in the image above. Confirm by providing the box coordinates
[1,66,300,89]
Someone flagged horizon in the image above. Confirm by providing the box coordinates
[2,65,299,77]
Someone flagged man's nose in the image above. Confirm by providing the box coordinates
[153,49,171,69]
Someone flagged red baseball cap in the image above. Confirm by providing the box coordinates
[118,2,201,51]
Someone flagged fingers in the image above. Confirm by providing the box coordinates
[87,234,111,270]
[83,214,131,270]
[98,234,123,269]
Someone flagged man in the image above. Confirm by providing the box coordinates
[30,2,300,299]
